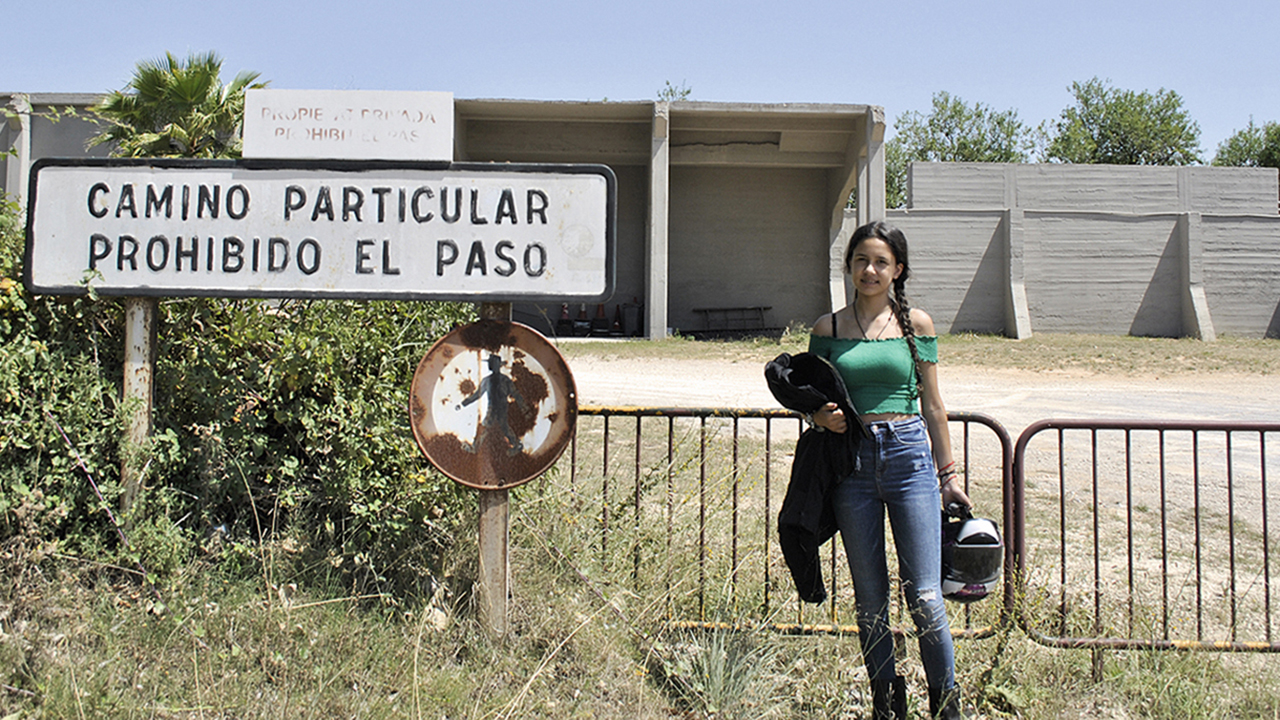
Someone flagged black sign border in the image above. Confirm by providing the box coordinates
[24,157,617,304]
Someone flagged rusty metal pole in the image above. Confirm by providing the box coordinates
[120,296,156,520]
[476,301,511,634]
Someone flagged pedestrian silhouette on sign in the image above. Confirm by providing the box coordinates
[457,353,529,455]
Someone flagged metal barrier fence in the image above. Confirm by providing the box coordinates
[565,406,1013,638]
[1012,419,1280,653]
[559,407,1280,653]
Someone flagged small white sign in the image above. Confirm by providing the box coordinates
[26,159,615,302]
[242,89,453,161]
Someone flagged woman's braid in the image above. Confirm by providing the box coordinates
[892,277,923,400]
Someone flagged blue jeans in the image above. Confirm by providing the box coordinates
[832,415,956,690]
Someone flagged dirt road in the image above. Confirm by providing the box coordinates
[566,354,1279,437]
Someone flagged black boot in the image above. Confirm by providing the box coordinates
[870,675,907,719]
[928,685,963,719]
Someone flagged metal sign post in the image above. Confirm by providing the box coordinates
[477,302,512,634]
[409,303,580,634]
[120,296,156,519]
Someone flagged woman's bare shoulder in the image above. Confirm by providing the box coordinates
[811,312,835,337]
[909,307,936,335]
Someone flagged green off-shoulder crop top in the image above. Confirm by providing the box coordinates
[807,334,939,416]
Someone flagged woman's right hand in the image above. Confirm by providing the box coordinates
[813,402,847,433]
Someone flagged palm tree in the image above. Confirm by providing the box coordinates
[90,51,265,159]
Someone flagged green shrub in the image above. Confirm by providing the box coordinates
[1,194,475,593]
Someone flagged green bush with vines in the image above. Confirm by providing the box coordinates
[1,194,475,594]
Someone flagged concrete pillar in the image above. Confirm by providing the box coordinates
[831,108,886,311]
[857,107,886,227]
[5,94,31,207]
[646,102,670,339]
[1178,212,1216,341]
[829,214,854,312]
[1003,209,1033,339]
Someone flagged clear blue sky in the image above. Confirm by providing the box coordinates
[6,0,1278,157]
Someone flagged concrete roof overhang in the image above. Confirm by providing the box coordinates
[454,97,881,169]
[454,98,884,227]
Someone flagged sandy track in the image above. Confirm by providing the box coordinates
[566,354,1280,437]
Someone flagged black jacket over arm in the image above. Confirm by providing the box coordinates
[764,352,868,603]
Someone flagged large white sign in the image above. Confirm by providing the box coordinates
[25,159,615,302]
[242,89,453,161]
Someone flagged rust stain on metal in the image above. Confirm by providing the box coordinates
[506,359,547,438]
[410,393,427,424]
[458,319,517,354]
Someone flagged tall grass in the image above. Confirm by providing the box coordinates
[6,333,1280,718]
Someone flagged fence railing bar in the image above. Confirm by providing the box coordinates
[1227,431,1238,643]
[1058,428,1068,636]
[1011,419,1280,652]
[1091,429,1102,652]
[1125,429,1135,637]
[959,421,974,628]
[1159,430,1170,642]
[829,525,839,626]
[670,415,680,617]
[572,411,1277,652]
[763,418,774,616]
[633,416,643,592]
[1263,431,1273,644]
[570,427,578,492]
[1187,427,1198,635]
[732,416,741,611]
[699,415,708,620]
[601,414,611,570]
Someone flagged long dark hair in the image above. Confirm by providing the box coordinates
[845,221,923,395]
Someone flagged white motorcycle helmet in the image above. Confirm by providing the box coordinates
[941,505,1003,604]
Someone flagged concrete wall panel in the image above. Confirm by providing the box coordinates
[1016,166,1177,214]
[911,163,1280,216]
[3,101,113,200]
[1201,216,1280,337]
[887,210,1006,334]
[908,163,1008,208]
[29,112,108,164]
[462,119,651,165]
[1023,213,1181,335]
[668,166,827,333]
[1189,168,1280,214]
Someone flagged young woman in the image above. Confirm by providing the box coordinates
[808,221,969,720]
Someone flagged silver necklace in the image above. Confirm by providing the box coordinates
[853,306,891,339]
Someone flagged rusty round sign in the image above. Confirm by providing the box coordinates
[410,320,577,490]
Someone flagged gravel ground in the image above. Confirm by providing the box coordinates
[566,354,1280,437]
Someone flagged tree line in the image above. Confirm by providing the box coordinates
[886,78,1280,208]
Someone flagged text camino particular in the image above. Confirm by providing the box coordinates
[85,182,556,279]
